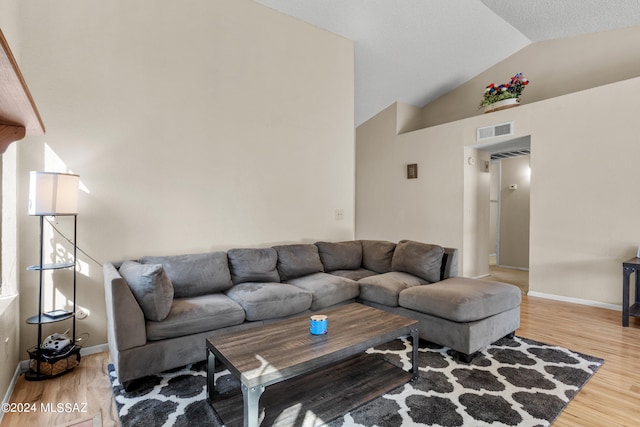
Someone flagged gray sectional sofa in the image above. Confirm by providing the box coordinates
[103,239,521,388]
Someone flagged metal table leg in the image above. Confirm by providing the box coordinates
[635,267,640,308]
[242,383,265,427]
[623,266,632,327]
[207,348,216,401]
[410,328,419,380]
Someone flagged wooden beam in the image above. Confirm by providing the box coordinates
[0,27,45,153]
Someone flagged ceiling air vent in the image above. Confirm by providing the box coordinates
[477,122,514,141]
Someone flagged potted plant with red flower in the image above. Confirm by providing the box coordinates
[481,73,529,113]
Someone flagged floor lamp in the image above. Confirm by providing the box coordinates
[26,171,80,380]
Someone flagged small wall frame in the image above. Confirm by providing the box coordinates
[407,163,418,179]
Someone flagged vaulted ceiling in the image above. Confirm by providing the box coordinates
[254,0,640,126]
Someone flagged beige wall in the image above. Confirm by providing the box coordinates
[498,156,530,269]
[356,103,466,257]
[489,160,499,256]
[463,147,491,277]
[527,79,640,304]
[4,0,354,359]
[419,26,640,128]
[356,102,489,278]
[357,77,640,305]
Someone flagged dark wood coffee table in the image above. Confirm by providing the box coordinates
[206,303,419,427]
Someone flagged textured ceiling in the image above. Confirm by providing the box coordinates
[482,0,640,41]
[254,0,640,126]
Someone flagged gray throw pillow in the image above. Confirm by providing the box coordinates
[227,248,281,284]
[391,240,444,283]
[119,261,174,321]
[273,244,324,281]
[314,241,362,271]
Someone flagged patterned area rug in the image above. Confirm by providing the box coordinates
[109,336,603,427]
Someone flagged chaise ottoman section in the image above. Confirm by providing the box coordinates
[399,277,521,323]
[396,276,522,356]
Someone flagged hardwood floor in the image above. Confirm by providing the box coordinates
[2,295,640,426]
[1,350,118,427]
[518,296,640,426]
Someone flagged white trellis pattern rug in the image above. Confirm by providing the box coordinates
[109,336,603,427]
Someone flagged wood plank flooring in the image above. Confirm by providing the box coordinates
[518,296,640,427]
[1,348,118,427]
[2,294,640,427]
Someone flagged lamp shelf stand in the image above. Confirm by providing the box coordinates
[25,172,81,381]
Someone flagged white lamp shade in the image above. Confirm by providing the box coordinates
[28,172,79,215]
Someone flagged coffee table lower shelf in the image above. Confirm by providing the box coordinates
[210,352,411,427]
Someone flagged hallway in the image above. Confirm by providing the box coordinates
[482,265,529,295]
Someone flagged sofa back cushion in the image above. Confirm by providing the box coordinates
[391,240,444,283]
[139,252,232,298]
[315,241,362,271]
[361,240,396,273]
[273,244,324,281]
[227,248,281,284]
[119,261,174,321]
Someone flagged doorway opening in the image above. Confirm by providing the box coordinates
[479,136,530,294]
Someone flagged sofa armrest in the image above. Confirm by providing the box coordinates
[103,262,147,351]
[441,247,459,280]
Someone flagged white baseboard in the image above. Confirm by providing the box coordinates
[527,291,622,311]
[495,264,529,271]
[1,342,109,421]
[80,343,109,357]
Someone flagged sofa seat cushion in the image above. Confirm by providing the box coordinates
[398,277,522,323]
[273,244,324,281]
[146,294,245,341]
[286,273,360,310]
[227,248,280,284]
[226,282,313,321]
[358,272,428,307]
[360,240,396,273]
[392,240,444,283]
[139,252,232,298]
[328,268,377,281]
[315,241,362,271]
